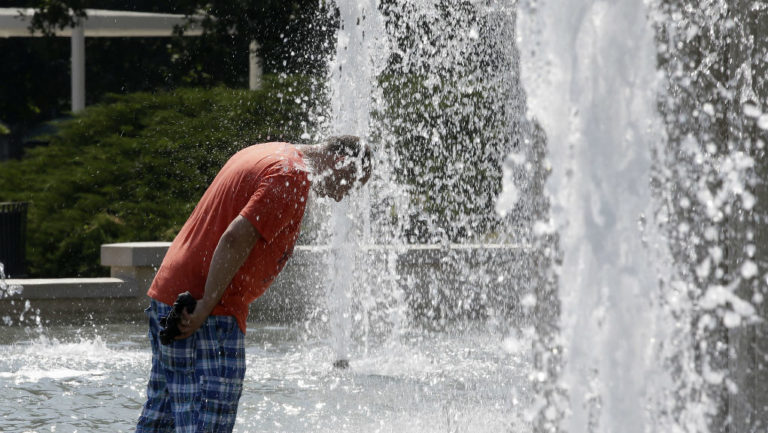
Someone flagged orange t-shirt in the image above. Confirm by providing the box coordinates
[147,142,311,333]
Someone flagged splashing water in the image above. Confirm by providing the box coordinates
[0,262,22,298]
[323,0,532,339]
[326,0,766,430]
[0,262,32,327]
[514,0,767,431]
[517,1,666,431]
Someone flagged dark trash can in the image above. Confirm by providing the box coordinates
[0,202,28,277]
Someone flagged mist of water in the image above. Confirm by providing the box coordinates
[323,0,766,431]
[517,1,667,431]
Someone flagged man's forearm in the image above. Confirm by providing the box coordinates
[179,215,260,337]
[176,215,260,339]
[197,229,255,315]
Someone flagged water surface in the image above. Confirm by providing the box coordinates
[0,322,531,432]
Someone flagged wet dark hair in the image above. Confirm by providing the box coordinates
[325,135,373,179]
[326,135,368,157]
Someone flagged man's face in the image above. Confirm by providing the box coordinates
[317,156,369,202]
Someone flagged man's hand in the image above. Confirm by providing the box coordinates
[175,297,220,340]
[175,302,210,340]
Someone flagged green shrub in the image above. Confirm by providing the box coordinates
[0,75,323,277]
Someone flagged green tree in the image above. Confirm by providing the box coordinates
[0,75,321,277]
[1,0,338,157]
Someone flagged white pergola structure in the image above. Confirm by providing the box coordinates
[0,9,263,113]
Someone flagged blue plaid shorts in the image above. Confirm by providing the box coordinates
[136,299,246,433]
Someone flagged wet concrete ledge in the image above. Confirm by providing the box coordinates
[0,242,528,325]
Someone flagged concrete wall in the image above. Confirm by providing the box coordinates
[0,242,528,325]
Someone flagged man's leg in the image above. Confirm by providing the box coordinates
[136,302,175,432]
[195,315,246,432]
[157,301,201,433]
[137,300,245,433]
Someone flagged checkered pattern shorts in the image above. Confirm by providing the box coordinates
[136,299,246,433]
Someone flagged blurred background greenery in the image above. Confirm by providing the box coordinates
[0,79,320,277]
[0,0,337,153]
[0,1,336,277]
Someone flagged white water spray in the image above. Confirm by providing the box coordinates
[322,0,764,429]
[517,0,667,431]
[0,262,22,299]
[325,0,386,365]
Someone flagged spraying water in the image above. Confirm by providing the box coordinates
[517,1,664,431]
[325,0,386,366]
[514,0,767,431]
[324,0,766,430]
[0,262,22,298]
[324,0,528,361]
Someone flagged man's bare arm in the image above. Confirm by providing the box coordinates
[176,215,260,339]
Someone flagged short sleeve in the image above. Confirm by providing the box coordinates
[240,167,310,243]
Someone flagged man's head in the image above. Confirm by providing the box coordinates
[311,135,373,202]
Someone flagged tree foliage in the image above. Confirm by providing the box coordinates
[1,0,338,156]
[0,75,321,277]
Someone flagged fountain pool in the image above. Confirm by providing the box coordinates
[0,322,531,432]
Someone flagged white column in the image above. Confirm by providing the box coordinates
[71,21,85,113]
[249,40,262,90]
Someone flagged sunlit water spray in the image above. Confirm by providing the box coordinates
[324,0,536,409]
[514,0,766,431]
[325,0,387,367]
[516,0,664,430]
[0,262,22,298]
[0,262,39,327]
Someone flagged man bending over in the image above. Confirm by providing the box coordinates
[135,135,372,432]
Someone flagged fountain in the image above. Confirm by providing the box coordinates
[324,0,385,369]
[513,0,767,431]
[1,0,766,431]
[516,1,668,431]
